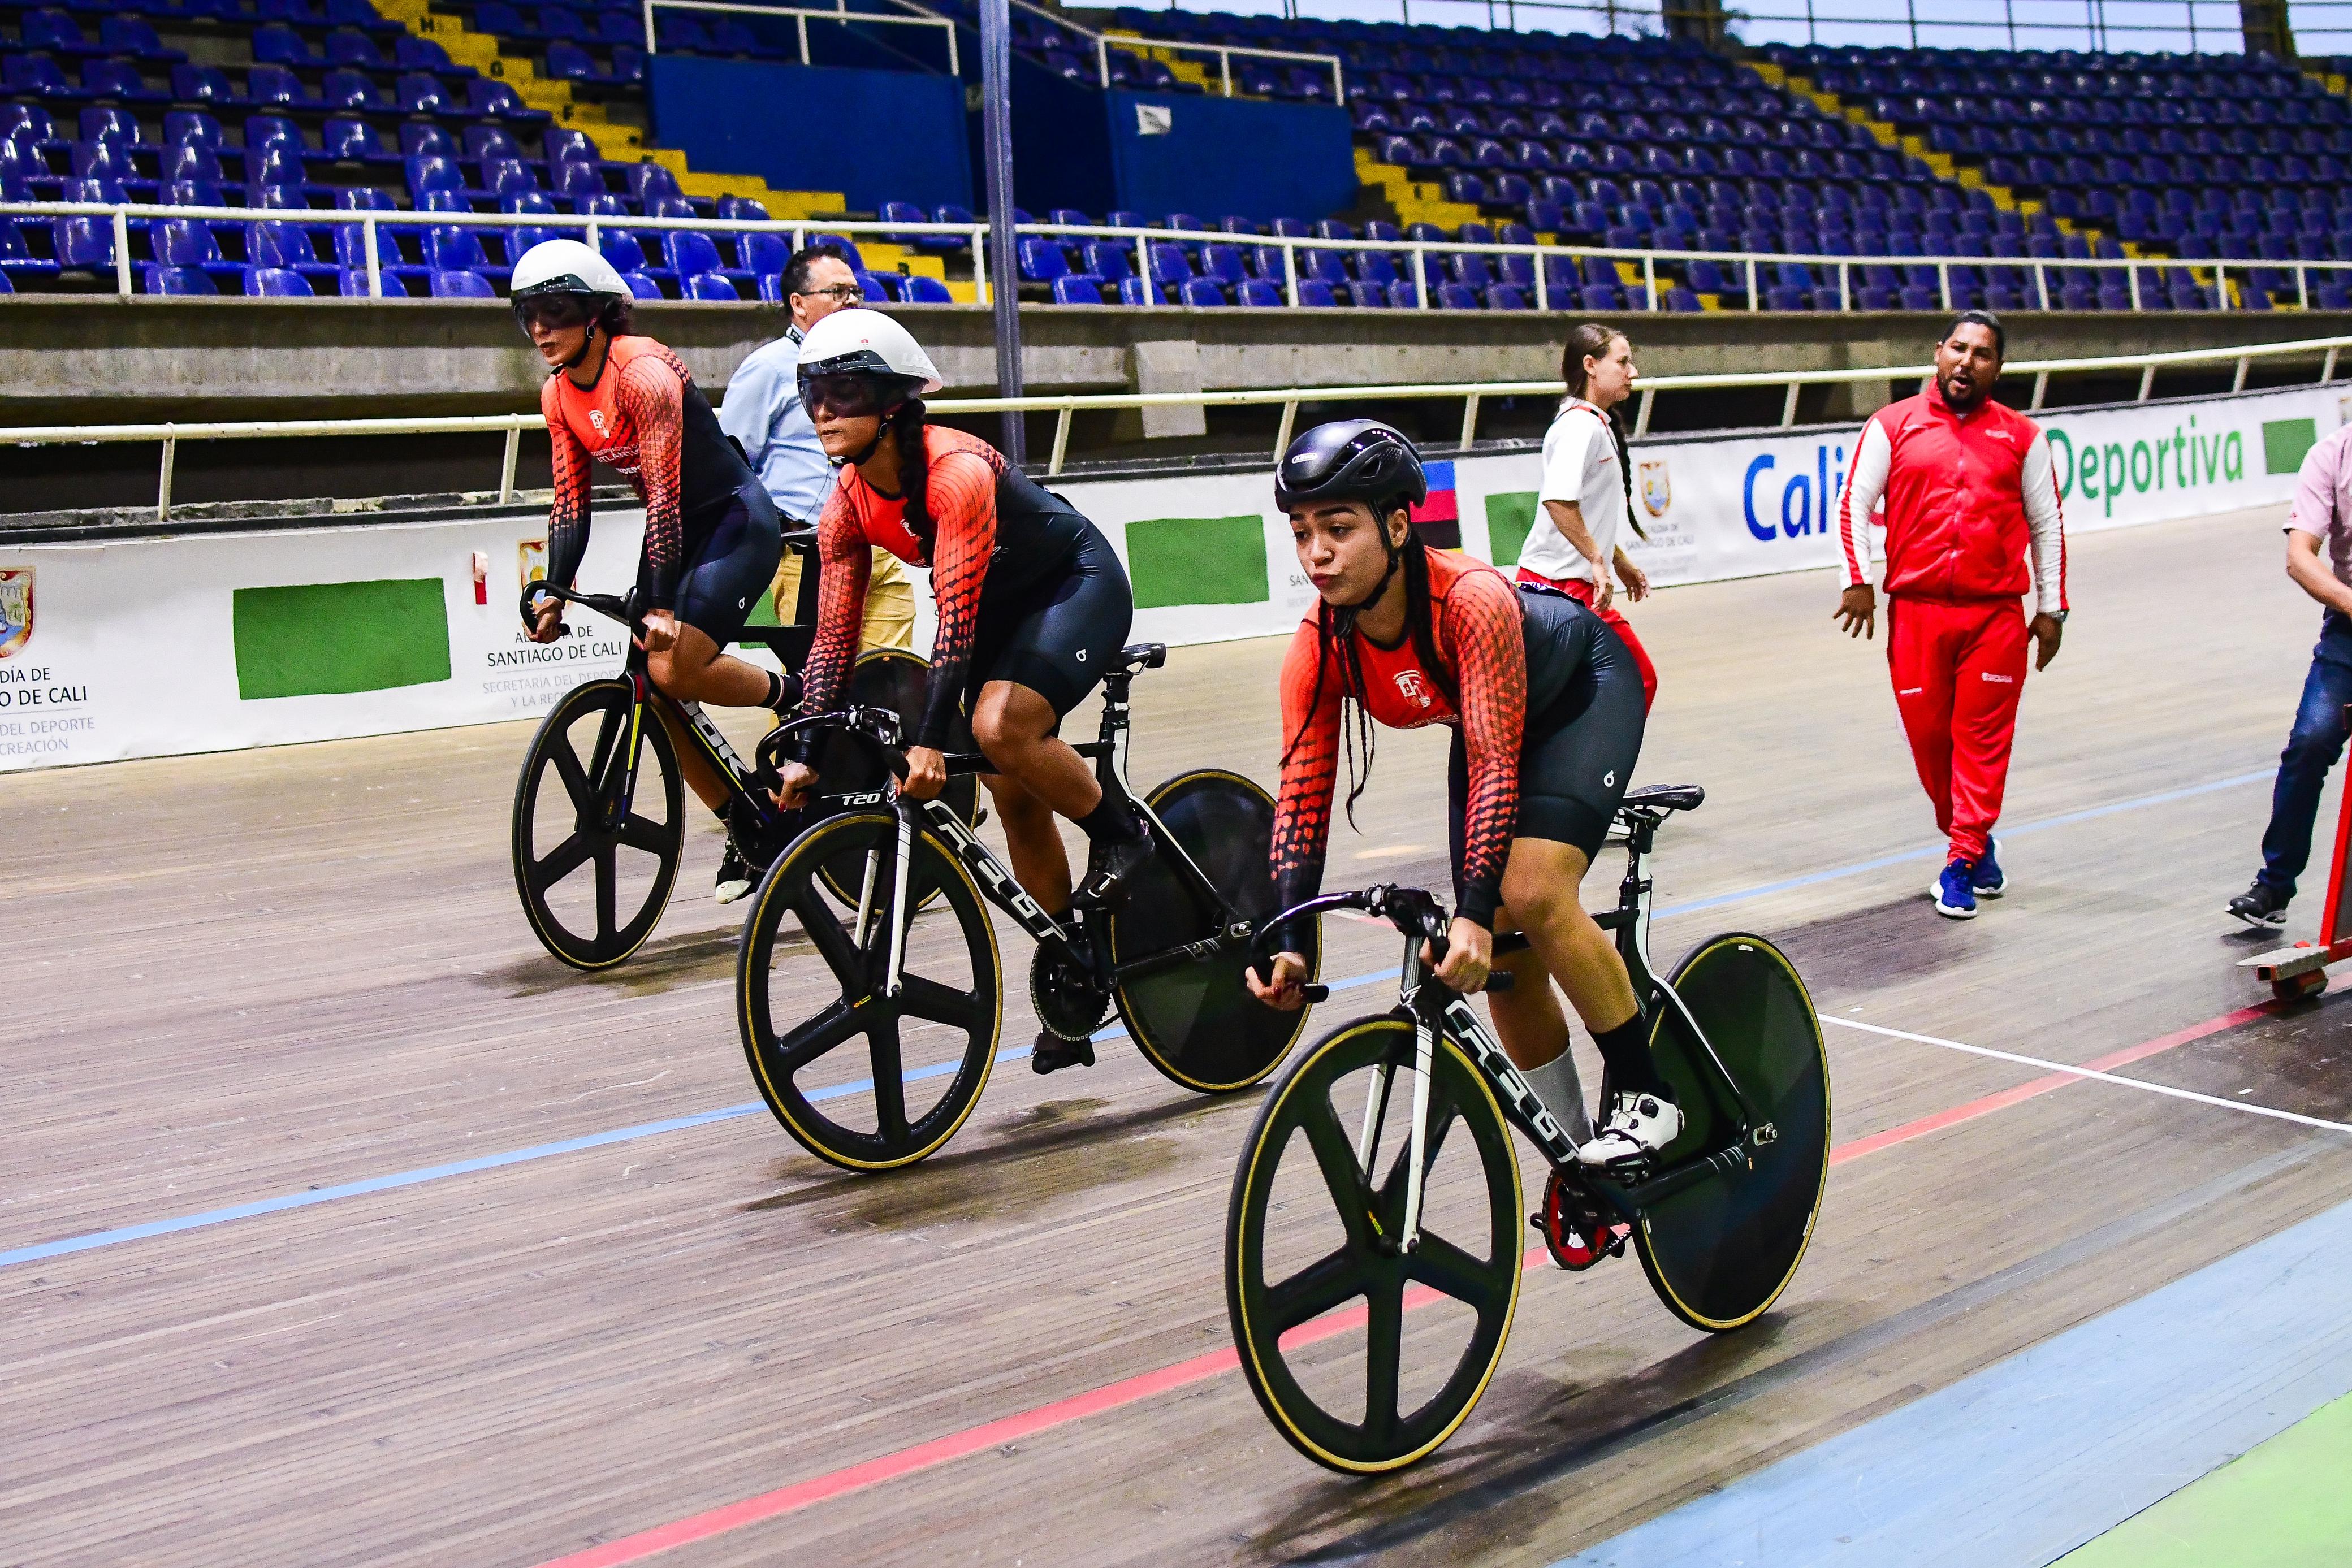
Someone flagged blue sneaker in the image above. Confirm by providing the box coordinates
[1932,860,1978,919]
[1972,838,2005,898]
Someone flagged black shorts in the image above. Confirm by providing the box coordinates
[1447,612,1646,898]
[967,521,1134,720]
[650,480,781,649]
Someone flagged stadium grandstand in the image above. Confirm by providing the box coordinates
[4,0,2352,313]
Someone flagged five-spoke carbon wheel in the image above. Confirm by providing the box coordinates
[1632,933,1830,1333]
[737,810,1002,1171]
[1226,1016,1524,1474]
[1112,769,1322,1093]
[512,678,682,971]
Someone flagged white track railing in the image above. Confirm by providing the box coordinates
[7,333,2346,519]
[1002,0,1343,100]
[7,200,2337,315]
[640,0,958,72]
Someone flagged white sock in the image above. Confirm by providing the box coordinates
[1520,1047,1593,1145]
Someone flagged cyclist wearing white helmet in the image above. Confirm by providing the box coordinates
[513,237,789,902]
[772,308,1151,1075]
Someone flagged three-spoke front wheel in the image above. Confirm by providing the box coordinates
[511,678,683,970]
[737,811,1002,1171]
[1226,1016,1525,1474]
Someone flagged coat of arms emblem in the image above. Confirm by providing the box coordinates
[0,568,31,660]
[1638,460,1672,518]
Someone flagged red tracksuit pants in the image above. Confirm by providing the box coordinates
[1516,568,1658,711]
[1887,596,2028,865]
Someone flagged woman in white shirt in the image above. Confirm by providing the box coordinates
[1517,324,1657,708]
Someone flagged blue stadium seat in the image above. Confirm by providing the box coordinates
[1296,279,1339,308]
[1178,277,1227,306]
[431,268,496,297]
[1051,275,1104,304]
[682,271,739,301]
[1387,280,1420,309]
[246,267,314,296]
[426,227,490,272]
[901,276,953,304]
[1019,236,1071,284]
[664,230,728,281]
[1236,278,1283,307]
[144,263,218,294]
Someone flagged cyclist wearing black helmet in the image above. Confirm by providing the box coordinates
[771,309,1152,1075]
[512,239,789,902]
[1243,419,1680,1168]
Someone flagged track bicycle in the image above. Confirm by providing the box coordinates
[509,577,972,971]
[734,640,1324,1172]
[1224,783,1831,1473]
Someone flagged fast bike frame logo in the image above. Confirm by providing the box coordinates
[0,569,31,660]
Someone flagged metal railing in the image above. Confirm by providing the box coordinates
[1009,0,1344,101]
[640,0,959,70]
[7,332,2345,519]
[8,197,2344,316]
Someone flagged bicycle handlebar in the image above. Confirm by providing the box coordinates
[516,582,641,635]
[1248,884,1515,999]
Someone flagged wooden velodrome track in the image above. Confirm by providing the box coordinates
[7,504,2352,1567]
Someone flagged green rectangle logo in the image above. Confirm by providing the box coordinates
[2264,417,2320,477]
[233,578,452,700]
[1125,514,1269,610]
[1484,491,1538,568]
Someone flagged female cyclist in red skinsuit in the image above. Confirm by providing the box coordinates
[512,239,788,902]
[1243,420,1680,1168]
[770,310,1153,1075]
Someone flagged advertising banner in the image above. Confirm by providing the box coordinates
[1,380,2336,774]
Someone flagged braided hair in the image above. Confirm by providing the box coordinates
[1281,501,1454,826]
[887,396,932,546]
[1561,322,1645,541]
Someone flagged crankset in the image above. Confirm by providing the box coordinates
[1030,943,1113,1042]
[1535,1167,1629,1272]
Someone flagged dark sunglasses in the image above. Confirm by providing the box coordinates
[513,293,596,332]
[801,373,894,418]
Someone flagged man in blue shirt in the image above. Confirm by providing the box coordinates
[720,243,914,648]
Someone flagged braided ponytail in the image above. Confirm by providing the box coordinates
[890,397,933,546]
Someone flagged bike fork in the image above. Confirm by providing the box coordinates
[884,803,914,998]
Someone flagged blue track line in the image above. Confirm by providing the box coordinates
[0,766,2272,1274]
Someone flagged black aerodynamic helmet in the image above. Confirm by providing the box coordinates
[1274,419,1428,515]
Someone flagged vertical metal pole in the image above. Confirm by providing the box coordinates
[2137,364,2155,400]
[642,0,655,52]
[2005,0,2016,48]
[797,14,809,64]
[1906,0,1917,47]
[500,425,521,504]
[365,215,382,298]
[979,0,1026,462]
[113,209,131,297]
[156,433,175,522]
[2325,346,2341,384]
[1641,253,1657,310]
[1283,241,1299,307]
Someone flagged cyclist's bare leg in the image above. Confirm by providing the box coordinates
[1485,930,1570,1069]
[1495,840,1641,1057]
[648,699,729,812]
[970,679,1103,912]
[648,623,773,710]
[981,771,1073,915]
[646,625,776,812]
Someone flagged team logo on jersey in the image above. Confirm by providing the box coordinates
[0,568,31,660]
[589,409,608,434]
[1394,669,1433,709]
[1638,460,1672,518]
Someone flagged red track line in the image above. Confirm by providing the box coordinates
[534,998,2277,1568]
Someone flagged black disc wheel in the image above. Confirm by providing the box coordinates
[811,647,977,906]
[1226,1016,1524,1475]
[737,810,1002,1172]
[512,678,682,971]
[1632,933,1830,1333]
[1112,769,1321,1093]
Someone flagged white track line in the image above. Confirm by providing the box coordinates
[1821,1014,2352,1136]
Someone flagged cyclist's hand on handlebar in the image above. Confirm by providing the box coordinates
[773,759,818,809]
[526,596,565,644]
[1246,951,1313,1011]
[1426,917,1492,993]
[899,745,947,801]
[639,608,678,655]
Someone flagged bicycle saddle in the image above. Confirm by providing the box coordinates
[1114,642,1168,674]
[1622,783,1704,813]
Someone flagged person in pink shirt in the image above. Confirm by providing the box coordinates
[2228,421,2352,926]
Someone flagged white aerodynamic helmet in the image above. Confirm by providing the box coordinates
[509,237,629,316]
[794,306,945,395]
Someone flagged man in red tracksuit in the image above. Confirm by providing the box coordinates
[1835,311,2069,919]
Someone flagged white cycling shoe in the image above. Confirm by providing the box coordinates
[1575,1090,1685,1171]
